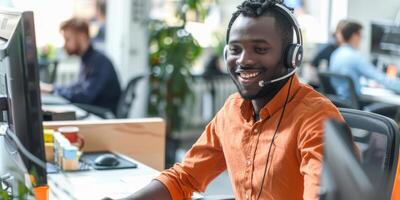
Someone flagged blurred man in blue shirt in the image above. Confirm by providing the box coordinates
[41,18,121,113]
[329,21,400,101]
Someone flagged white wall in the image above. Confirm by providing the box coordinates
[106,0,150,118]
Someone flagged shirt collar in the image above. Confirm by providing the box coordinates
[240,75,301,121]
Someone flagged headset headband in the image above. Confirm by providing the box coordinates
[226,2,303,46]
[273,3,303,46]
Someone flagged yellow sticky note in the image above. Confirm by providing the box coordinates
[43,129,54,143]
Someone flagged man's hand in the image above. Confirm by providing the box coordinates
[40,82,54,94]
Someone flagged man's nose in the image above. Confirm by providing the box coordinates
[236,51,256,66]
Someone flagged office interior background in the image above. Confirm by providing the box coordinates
[1,0,400,197]
[3,0,398,119]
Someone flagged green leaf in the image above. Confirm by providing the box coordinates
[147,0,217,134]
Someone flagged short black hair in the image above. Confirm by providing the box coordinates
[226,0,294,48]
[341,21,362,42]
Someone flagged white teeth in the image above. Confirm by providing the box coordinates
[240,72,260,79]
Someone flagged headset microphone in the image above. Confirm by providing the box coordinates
[258,67,297,87]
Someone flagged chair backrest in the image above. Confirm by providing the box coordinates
[321,118,375,200]
[318,72,360,109]
[339,108,400,198]
[116,74,146,118]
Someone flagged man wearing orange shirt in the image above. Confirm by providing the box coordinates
[113,0,343,199]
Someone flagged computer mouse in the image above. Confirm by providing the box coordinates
[94,153,120,167]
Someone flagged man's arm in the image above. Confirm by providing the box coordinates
[40,82,54,93]
[299,105,344,200]
[355,56,400,94]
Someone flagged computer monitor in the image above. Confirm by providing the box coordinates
[320,119,376,200]
[370,21,400,56]
[0,9,47,186]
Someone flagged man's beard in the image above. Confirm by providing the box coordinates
[233,79,283,100]
[66,48,80,56]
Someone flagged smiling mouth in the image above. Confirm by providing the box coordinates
[235,71,262,86]
[238,72,261,79]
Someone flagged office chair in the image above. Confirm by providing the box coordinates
[318,71,400,119]
[115,74,146,118]
[38,60,59,84]
[321,118,376,200]
[318,72,360,109]
[339,108,400,198]
[74,74,147,119]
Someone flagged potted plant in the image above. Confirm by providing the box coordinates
[147,0,216,167]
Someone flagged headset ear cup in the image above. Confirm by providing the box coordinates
[285,45,295,68]
[285,44,303,68]
[294,44,303,67]
[223,45,228,63]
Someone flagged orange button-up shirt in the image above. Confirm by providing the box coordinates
[156,75,343,200]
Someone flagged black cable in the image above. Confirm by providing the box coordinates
[5,127,47,170]
[256,75,294,200]
[3,126,79,200]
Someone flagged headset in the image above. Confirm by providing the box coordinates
[223,2,303,87]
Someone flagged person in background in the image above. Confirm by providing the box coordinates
[329,21,400,101]
[41,18,121,114]
[92,0,107,51]
[310,19,347,70]
[104,0,345,199]
[300,20,348,89]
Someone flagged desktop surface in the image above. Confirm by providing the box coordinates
[361,86,400,105]
[41,93,101,120]
[41,93,70,105]
[48,154,203,200]
[48,154,159,200]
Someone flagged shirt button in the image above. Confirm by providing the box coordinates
[254,129,259,133]
[246,193,249,200]
[247,160,251,166]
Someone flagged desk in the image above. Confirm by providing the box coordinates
[48,155,159,200]
[43,116,170,199]
[361,87,400,105]
[41,93,69,105]
[48,155,203,200]
[43,118,166,171]
[41,93,101,120]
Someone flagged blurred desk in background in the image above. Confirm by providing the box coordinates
[361,87,400,105]
[41,93,101,120]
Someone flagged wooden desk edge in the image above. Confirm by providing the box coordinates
[43,118,166,171]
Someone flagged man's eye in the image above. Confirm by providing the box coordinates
[229,48,241,55]
[255,47,269,53]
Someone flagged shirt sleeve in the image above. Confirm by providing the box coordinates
[298,103,344,200]
[355,54,400,94]
[155,116,227,200]
[54,59,111,104]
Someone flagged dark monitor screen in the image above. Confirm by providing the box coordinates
[370,22,400,56]
[0,10,46,186]
[320,119,376,200]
